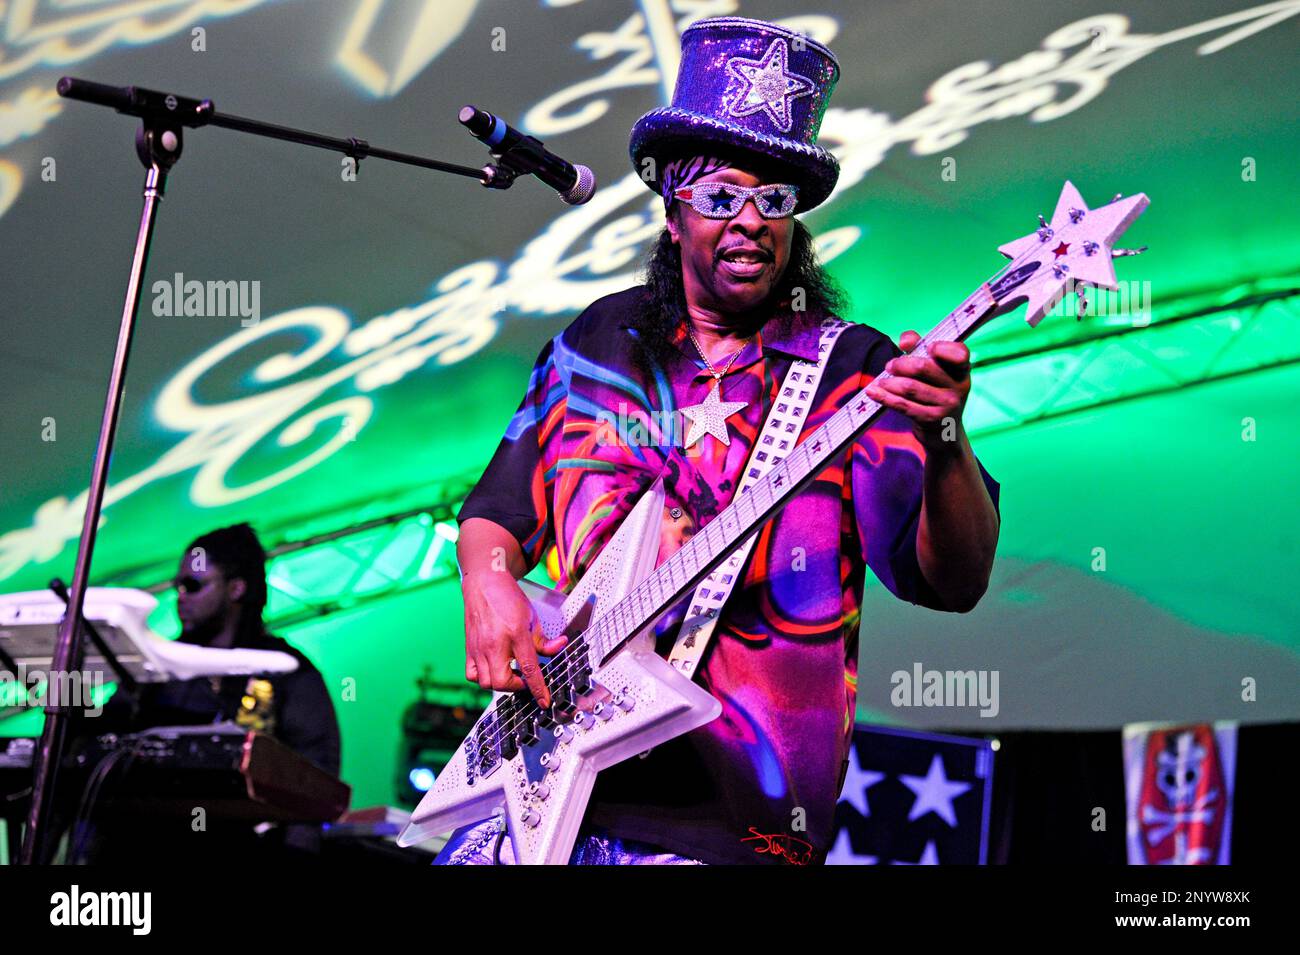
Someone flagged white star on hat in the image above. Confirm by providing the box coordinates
[726,38,815,133]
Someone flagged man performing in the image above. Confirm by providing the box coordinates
[437,16,999,865]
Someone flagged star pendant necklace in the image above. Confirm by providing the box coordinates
[680,322,751,448]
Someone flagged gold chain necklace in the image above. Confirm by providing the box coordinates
[678,320,753,448]
[685,322,751,386]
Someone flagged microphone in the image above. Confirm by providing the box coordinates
[458,105,596,205]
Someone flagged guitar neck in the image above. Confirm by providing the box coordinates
[589,281,1000,665]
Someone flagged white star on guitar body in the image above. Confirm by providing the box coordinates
[679,383,748,447]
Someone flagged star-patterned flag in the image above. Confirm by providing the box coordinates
[827,725,994,865]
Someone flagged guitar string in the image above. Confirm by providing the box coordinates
[478,228,1063,749]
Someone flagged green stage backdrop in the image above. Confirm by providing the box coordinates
[1,0,1297,810]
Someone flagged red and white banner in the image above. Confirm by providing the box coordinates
[1123,722,1236,865]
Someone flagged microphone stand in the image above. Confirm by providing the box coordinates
[19,77,544,865]
[48,578,138,699]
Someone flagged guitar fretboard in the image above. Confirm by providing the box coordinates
[588,282,999,665]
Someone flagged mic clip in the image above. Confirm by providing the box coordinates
[344,137,369,176]
[479,136,547,191]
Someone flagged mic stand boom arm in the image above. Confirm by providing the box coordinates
[56,77,543,186]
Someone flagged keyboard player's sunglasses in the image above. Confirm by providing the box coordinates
[671,182,799,219]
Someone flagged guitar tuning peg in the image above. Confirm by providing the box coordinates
[1111,245,1148,258]
[1037,214,1049,228]
[1112,193,1123,202]
[1075,288,1089,320]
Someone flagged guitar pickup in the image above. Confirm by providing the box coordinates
[496,696,520,759]
[572,665,593,695]
[500,733,519,761]
[550,687,579,723]
[514,715,540,747]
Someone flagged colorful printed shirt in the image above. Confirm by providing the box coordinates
[456,285,1001,864]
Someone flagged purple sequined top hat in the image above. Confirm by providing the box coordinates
[629,17,840,214]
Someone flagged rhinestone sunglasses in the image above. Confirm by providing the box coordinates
[671,182,800,219]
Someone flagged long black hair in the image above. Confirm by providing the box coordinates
[631,211,849,377]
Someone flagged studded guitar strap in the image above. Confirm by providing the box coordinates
[666,317,850,678]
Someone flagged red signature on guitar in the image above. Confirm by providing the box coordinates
[741,827,815,865]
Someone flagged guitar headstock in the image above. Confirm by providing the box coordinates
[991,181,1149,327]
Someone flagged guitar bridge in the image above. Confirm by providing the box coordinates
[465,707,505,785]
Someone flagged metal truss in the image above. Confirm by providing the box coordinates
[257,502,468,629]
[965,276,1300,436]
[99,477,481,631]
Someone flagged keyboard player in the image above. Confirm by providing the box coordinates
[75,522,341,863]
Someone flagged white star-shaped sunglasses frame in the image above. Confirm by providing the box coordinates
[672,181,800,219]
